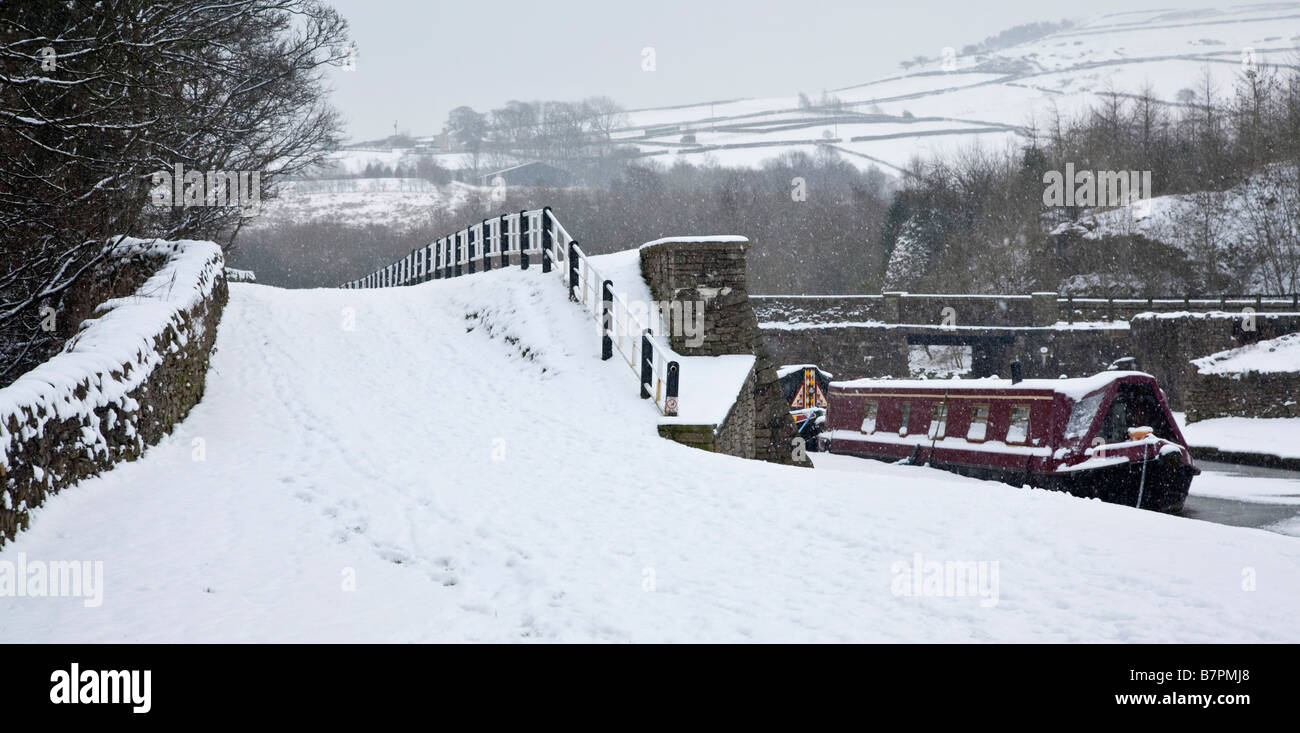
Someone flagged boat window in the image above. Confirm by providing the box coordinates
[1007,405,1031,444]
[1099,397,1128,444]
[1066,391,1106,440]
[929,402,947,439]
[899,403,912,436]
[1100,384,1179,444]
[967,404,989,441]
[860,402,878,433]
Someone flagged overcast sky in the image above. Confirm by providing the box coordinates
[324,0,1235,142]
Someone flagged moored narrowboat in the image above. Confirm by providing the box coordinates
[824,371,1199,512]
[778,364,832,448]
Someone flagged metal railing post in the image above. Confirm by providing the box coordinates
[640,330,654,399]
[568,241,580,301]
[519,210,530,269]
[454,231,463,278]
[481,219,492,271]
[665,362,679,416]
[541,206,553,274]
[467,226,477,275]
[601,279,614,360]
[499,215,509,268]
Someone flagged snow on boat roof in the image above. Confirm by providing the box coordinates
[829,371,1156,400]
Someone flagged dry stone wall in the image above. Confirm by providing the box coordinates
[0,238,228,545]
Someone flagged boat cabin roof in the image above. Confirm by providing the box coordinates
[826,371,1188,452]
[829,371,1156,402]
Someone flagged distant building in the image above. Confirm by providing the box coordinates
[478,161,573,188]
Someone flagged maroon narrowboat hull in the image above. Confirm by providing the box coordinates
[1039,453,1194,513]
[829,440,1193,512]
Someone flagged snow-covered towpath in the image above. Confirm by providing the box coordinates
[2,268,1298,642]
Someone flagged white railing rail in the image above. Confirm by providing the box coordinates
[341,207,679,416]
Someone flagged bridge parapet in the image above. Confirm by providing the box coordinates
[340,221,803,464]
[340,207,683,418]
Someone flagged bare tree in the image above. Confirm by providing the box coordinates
[1,0,349,383]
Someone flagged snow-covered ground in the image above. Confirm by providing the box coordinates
[2,264,1299,642]
[1177,413,1300,460]
[315,149,487,177]
[1193,331,1300,375]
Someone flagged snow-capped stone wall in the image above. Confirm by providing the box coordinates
[0,238,228,544]
[639,237,798,465]
[1131,312,1300,413]
[1185,331,1300,422]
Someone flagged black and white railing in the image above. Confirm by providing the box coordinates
[341,207,680,416]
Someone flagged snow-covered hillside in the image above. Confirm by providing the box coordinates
[2,262,1298,642]
[616,4,1299,172]
[317,6,1298,179]
[246,178,479,232]
[1061,163,1300,292]
[1194,330,1300,373]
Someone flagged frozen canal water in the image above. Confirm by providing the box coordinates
[813,453,1300,537]
[1182,460,1300,537]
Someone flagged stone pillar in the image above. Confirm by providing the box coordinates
[640,237,800,465]
[1031,292,1059,327]
[883,291,905,324]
